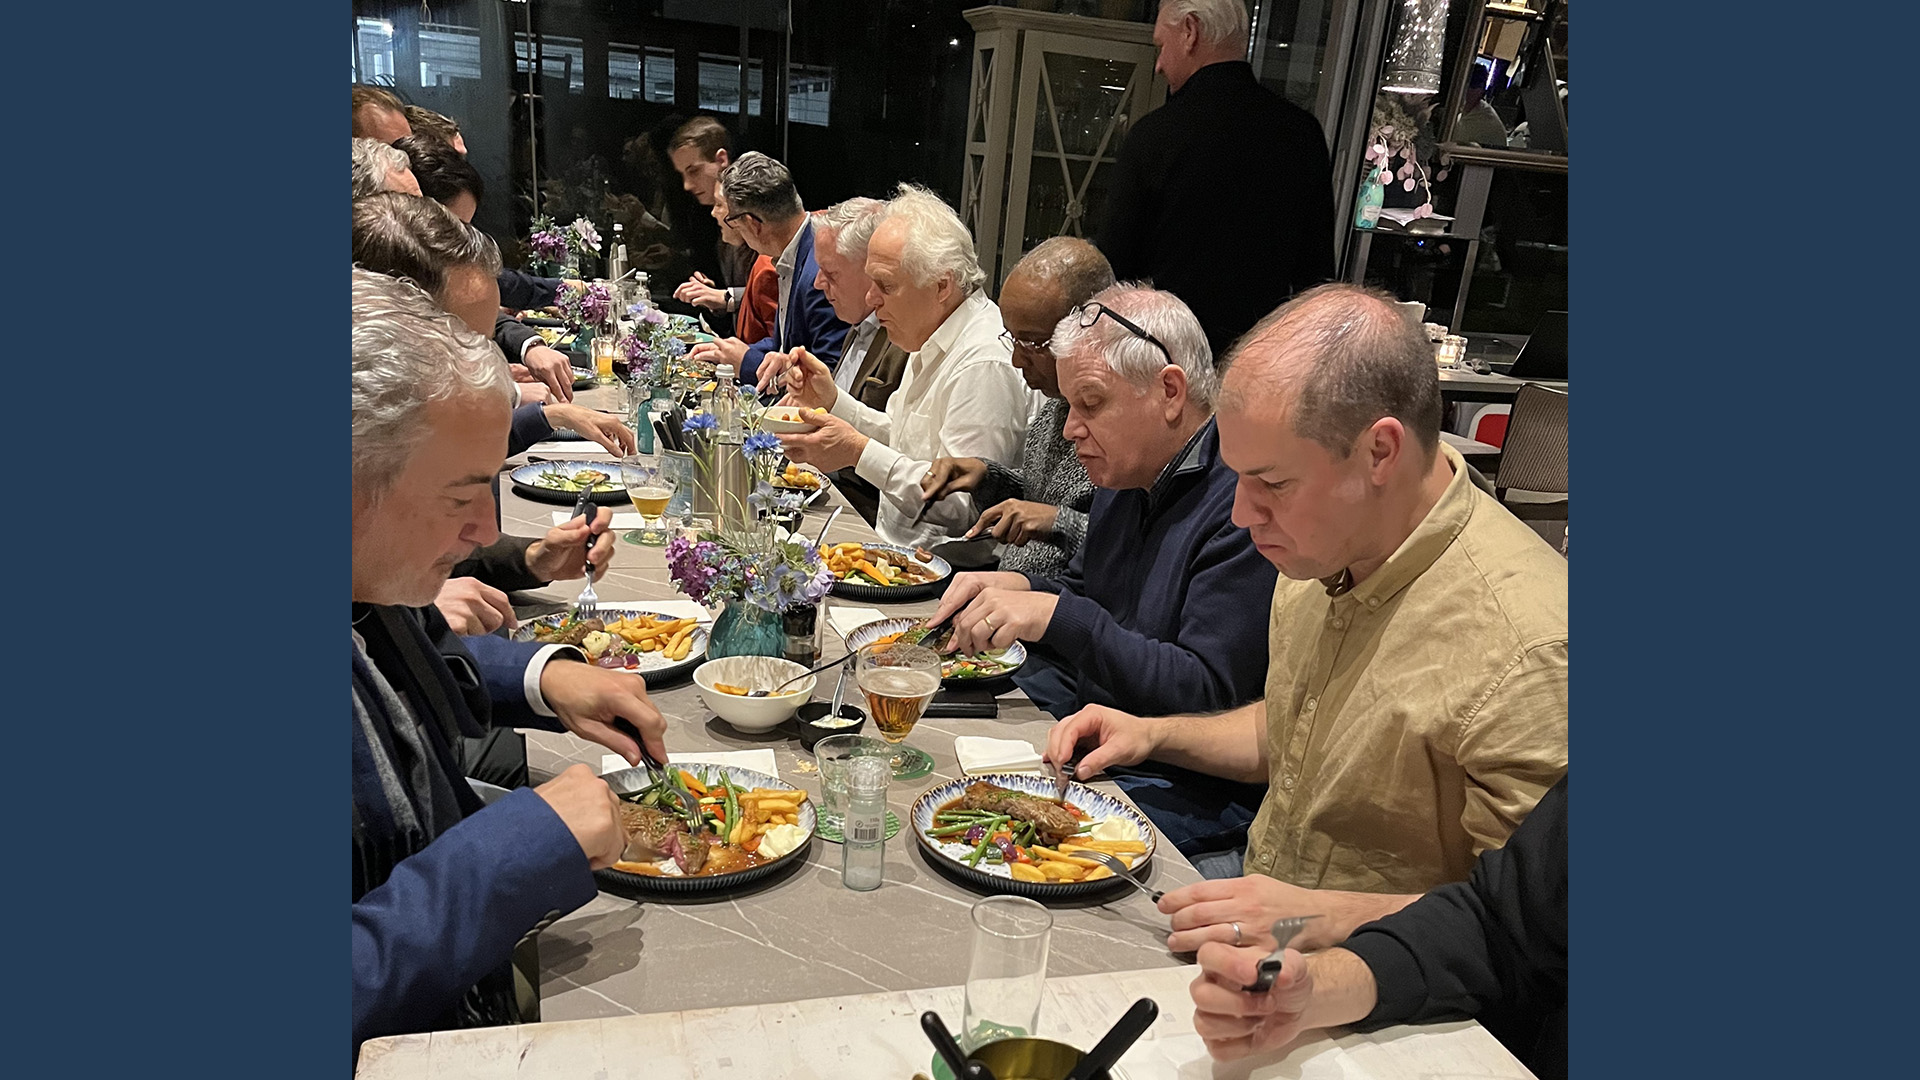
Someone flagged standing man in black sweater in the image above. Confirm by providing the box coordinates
[1097,1,1336,358]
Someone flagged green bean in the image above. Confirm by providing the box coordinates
[928,823,979,837]
[964,828,999,867]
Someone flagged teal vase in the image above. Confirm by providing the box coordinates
[707,600,785,659]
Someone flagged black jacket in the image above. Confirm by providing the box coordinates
[1344,775,1568,1080]
[1095,62,1335,358]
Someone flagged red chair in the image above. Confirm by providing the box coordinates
[1467,404,1511,447]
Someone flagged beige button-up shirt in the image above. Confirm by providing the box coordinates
[1243,444,1568,894]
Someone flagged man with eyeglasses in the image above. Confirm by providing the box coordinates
[916,237,1108,580]
[685,152,848,384]
[929,283,1277,874]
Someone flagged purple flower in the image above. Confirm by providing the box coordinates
[579,283,611,325]
[568,217,602,251]
[640,307,667,327]
[665,536,721,604]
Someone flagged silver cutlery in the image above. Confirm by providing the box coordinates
[567,486,599,620]
[1242,915,1322,992]
[1075,849,1162,904]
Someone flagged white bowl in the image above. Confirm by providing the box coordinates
[693,655,817,732]
[758,406,828,434]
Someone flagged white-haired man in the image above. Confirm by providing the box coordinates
[1097,0,1335,357]
[352,137,421,199]
[929,283,1277,872]
[1045,284,1566,950]
[351,268,667,1052]
[775,185,1033,549]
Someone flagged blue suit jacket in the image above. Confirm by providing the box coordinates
[740,218,851,383]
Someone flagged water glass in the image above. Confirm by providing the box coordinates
[960,896,1053,1051]
[812,733,891,836]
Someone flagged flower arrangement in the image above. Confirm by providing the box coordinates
[680,392,805,518]
[621,301,689,382]
[566,217,602,259]
[555,281,612,332]
[528,215,570,266]
[665,528,832,613]
[1366,94,1440,218]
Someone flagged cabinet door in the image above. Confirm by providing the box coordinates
[963,29,1022,288]
[1001,31,1159,287]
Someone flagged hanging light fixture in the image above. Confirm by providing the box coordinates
[1380,0,1449,95]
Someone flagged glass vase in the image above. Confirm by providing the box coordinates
[707,600,786,659]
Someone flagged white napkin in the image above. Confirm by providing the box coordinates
[526,440,614,457]
[955,736,1046,777]
[826,606,887,638]
[552,510,646,529]
[601,749,779,778]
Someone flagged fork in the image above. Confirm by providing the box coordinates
[1078,849,1162,903]
[1242,915,1322,992]
[567,486,599,620]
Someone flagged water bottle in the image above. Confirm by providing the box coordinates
[608,223,629,282]
[1355,166,1384,230]
[841,756,889,891]
[629,373,654,454]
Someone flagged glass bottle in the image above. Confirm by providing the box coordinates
[842,756,889,891]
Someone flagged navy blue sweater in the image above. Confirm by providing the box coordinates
[1023,418,1275,717]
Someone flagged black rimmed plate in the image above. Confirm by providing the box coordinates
[509,461,627,505]
[509,606,709,686]
[593,764,814,895]
[843,617,1026,690]
[911,773,1157,900]
[828,544,952,602]
[770,462,833,507]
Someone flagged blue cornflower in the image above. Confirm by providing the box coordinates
[743,431,782,458]
[682,412,718,435]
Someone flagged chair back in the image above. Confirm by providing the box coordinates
[1495,383,1568,496]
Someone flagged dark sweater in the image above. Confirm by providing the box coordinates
[1023,418,1274,717]
[1095,62,1335,357]
[1344,776,1569,1080]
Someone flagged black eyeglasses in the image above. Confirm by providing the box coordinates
[722,210,759,227]
[1076,302,1173,368]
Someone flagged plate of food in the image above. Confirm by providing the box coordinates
[515,309,566,327]
[911,774,1155,899]
[759,405,829,434]
[824,542,951,601]
[596,763,814,894]
[511,608,708,684]
[843,617,1026,689]
[569,366,597,389]
[770,461,832,505]
[508,462,627,505]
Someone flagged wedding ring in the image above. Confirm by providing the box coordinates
[981,615,997,633]
[1231,921,1242,947]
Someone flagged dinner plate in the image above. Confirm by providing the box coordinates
[509,606,709,685]
[911,773,1156,900]
[842,617,1027,689]
[508,460,628,505]
[828,544,952,602]
[770,462,833,506]
[570,366,596,389]
[592,764,815,895]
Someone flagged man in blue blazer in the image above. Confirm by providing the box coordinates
[351,269,670,1057]
[687,152,849,385]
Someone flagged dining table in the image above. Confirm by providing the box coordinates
[352,383,1541,1078]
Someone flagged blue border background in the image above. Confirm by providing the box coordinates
[11,2,1910,1078]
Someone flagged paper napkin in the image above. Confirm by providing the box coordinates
[826,606,887,639]
[955,736,1045,777]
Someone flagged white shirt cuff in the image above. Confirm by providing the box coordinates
[855,437,905,489]
[726,287,743,312]
[523,643,583,718]
[519,335,543,361]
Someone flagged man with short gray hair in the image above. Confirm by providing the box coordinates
[774,185,1033,549]
[1045,283,1567,937]
[931,283,1277,870]
[352,137,420,199]
[1097,0,1335,356]
[351,268,668,1051]
[687,151,848,383]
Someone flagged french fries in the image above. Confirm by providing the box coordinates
[604,615,699,661]
[1008,863,1048,883]
[730,789,810,847]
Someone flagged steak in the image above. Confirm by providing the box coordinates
[617,802,709,874]
[959,781,1079,845]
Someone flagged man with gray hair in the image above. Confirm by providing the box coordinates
[930,283,1277,870]
[686,151,848,383]
[915,236,1112,580]
[1097,0,1335,356]
[352,137,421,199]
[774,184,1033,549]
[1045,284,1566,937]
[350,268,667,1051]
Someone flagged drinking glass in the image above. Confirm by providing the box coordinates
[592,333,619,383]
[960,896,1053,1052]
[812,733,892,838]
[855,642,939,780]
[620,454,674,546]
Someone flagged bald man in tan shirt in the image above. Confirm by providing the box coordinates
[1046,284,1566,953]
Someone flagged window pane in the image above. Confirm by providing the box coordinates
[419,23,481,88]
[644,47,676,105]
[699,53,763,117]
[515,33,584,94]
[353,17,394,84]
[788,64,833,127]
[610,44,675,104]
[608,43,644,100]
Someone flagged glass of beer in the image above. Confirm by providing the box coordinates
[592,333,619,383]
[856,643,940,780]
[620,454,675,546]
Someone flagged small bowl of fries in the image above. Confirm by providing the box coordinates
[693,655,818,732]
[759,405,829,434]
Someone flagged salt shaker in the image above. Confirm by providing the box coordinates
[842,756,889,891]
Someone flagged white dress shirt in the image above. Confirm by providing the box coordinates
[772,217,811,351]
[835,313,882,397]
[829,291,1037,548]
